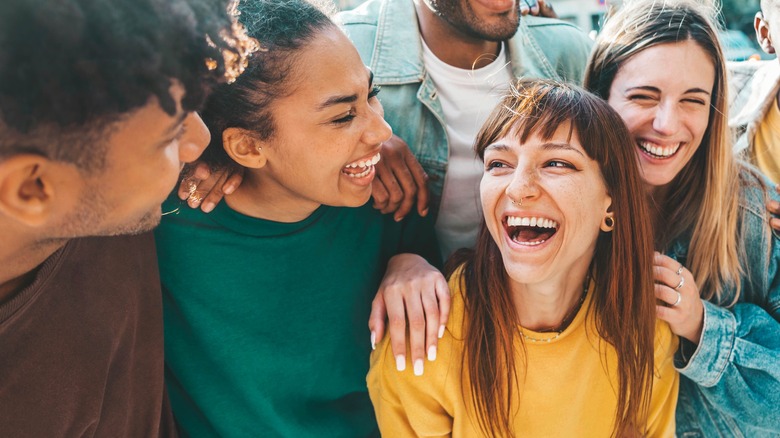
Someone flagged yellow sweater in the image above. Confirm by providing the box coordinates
[368,272,679,437]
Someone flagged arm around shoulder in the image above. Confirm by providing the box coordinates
[673,231,780,431]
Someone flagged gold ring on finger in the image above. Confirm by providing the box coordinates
[188,191,203,204]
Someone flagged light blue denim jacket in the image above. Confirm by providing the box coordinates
[336,0,592,220]
[668,170,780,437]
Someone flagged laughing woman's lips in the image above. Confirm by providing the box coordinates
[342,152,380,178]
[505,215,559,246]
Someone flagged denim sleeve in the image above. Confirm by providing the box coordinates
[674,251,780,430]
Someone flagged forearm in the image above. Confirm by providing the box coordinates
[675,301,780,428]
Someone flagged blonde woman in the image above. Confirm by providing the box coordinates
[585,1,780,435]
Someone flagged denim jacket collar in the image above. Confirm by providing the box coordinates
[367,0,551,84]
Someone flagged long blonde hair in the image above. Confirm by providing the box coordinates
[585,0,742,304]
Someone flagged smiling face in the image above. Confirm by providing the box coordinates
[607,40,715,189]
[247,26,391,220]
[425,0,521,41]
[480,122,612,286]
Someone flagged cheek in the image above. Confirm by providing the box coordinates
[691,113,710,142]
[479,176,502,211]
[617,110,643,136]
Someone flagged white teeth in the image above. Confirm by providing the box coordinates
[639,141,680,158]
[506,216,558,229]
[345,167,372,178]
[345,153,381,170]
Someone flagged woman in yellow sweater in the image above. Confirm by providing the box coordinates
[368,79,679,437]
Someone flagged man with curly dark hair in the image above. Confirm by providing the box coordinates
[0,0,249,435]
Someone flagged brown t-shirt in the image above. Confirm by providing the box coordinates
[0,233,177,437]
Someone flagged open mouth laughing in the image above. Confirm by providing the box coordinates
[341,152,380,178]
[637,140,681,159]
[505,215,559,246]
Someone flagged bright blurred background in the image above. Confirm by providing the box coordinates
[331,0,774,62]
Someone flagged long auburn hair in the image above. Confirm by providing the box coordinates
[446,79,656,437]
[584,0,743,304]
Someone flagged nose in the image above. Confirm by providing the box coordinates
[652,101,680,136]
[363,101,393,146]
[178,112,211,164]
[506,164,541,205]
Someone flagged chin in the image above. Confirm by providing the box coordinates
[106,208,163,236]
[642,172,677,189]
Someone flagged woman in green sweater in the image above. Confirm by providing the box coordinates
[154,1,442,436]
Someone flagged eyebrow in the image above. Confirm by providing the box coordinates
[485,141,585,157]
[626,85,710,95]
[316,70,375,111]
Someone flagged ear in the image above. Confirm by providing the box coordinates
[222,127,267,169]
[600,200,614,233]
[756,11,776,55]
[0,155,58,227]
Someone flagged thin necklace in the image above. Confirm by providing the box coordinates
[520,276,591,343]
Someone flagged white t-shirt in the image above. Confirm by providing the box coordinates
[421,40,513,260]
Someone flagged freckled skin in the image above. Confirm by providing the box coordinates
[479,123,612,288]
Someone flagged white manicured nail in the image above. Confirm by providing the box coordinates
[370,332,376,350]
[395,355,406,371]
[438,325,445,339]
[414,359,424,376]
[428,346,437,361]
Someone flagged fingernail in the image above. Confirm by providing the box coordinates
[414,359,424,376]
[428,346,437,361]
[224,184,236,195]
[370,331,376,350]
[395,355,406,371]
[421,208,429,217]
[438,325,445,339]
[394,215,404,222]
[202,202,215,213]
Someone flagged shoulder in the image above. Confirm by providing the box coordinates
[737,166,774,215]
[336,0,381,28]
[653,320,678,363]
[523,15,589,34]
[446,265,468,338]
[521,16,592,49]
[728,60,777,83]
[513,16,592,81]
[728,60,779,106]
